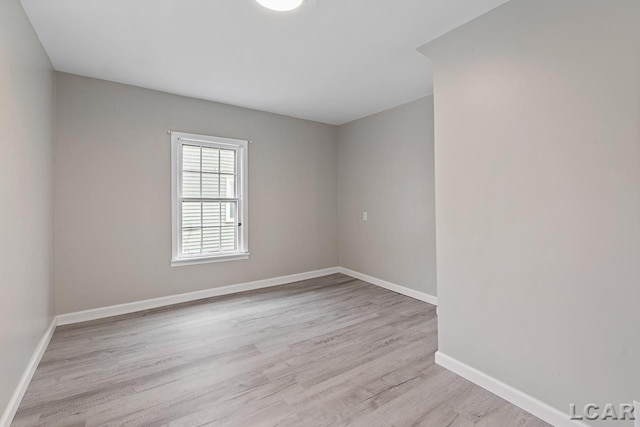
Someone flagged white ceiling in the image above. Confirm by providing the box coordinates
[21,0,509,125]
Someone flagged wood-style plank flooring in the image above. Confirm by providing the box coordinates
[13,274,550,427]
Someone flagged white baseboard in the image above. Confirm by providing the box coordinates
[2,266,428,426]
[2,268,341,425]
[338,267,438,306]
[435,351,588,427]
[57,267,341,326]
[0,317,57,427]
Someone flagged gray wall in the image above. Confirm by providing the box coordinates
[420,0,639,423]
[0,0,55,417]
[338,97,437,297]
[54,73,339,314]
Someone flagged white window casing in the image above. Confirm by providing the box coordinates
[170,131,249,266]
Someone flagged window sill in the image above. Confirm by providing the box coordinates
[171,252,250,267]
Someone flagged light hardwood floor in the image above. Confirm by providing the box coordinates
[12,274,550,427]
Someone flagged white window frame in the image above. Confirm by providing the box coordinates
[171,131,249,267]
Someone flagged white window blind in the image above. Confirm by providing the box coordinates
[171,132,249,266]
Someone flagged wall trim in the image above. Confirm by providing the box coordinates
[338,267,437,306]
[56,267,341,326]
[2,266,431,425]
[0,317,57,427]
[435,351,588,427]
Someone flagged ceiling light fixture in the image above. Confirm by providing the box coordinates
[255,0,303,12]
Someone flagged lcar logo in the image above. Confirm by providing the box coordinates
[568,401,639,424]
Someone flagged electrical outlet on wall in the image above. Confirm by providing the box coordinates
[362,211,368,222]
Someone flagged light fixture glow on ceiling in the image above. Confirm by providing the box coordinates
[255,0,303,12]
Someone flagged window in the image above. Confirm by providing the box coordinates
[171,132,249,266]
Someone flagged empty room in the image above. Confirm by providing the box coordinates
[1,0,638,426]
